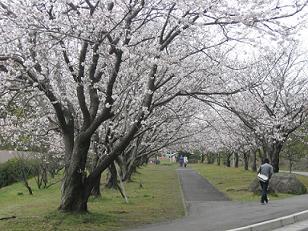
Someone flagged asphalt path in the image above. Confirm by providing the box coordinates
[281,170,308,177]
[128,167,308,231]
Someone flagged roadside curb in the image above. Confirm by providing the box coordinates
[227,210,308,231]
[177,168,188,217]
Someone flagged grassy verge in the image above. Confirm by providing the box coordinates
[191,163,308,201]
[0,163,184,231]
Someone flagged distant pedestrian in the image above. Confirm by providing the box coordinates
[184,156,188,167]
[179,155,184,167]
[258,158,273,204]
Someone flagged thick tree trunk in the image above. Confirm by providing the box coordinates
[58,136,91,212]
[59,169,88,212]
[272,149,281,173]
[90,174,101,198]
[264,141,283,173]
[58,103,145,212]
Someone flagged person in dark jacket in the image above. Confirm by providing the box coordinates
[258,158,274,204]
[179,155,184,167]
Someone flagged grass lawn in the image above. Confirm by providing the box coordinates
[0,163,184,231]
[191,163,308,201]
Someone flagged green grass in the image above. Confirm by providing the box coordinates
[0,163,184,231]
[191,163,308,201]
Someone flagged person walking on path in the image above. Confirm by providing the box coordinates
[258,158,274,204]
[179,155,184,167]
[184,156,188,168]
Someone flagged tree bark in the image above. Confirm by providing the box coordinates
[272,149,281,173]
[59,171,88,212]
[201,153,205,163]
[243,152,249,170]
[234,152,239,168]
[251,150,257,172]
[217,153,221,166]
[90,174,101,198]
[226,153,231,167]
[19,161,33,195]
[106,162,118,189]
[264,141,283,173]
[90,133,102,198]
[58,136,91,212]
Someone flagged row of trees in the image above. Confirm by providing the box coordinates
[0,0,308,212]
[185,47,308,172]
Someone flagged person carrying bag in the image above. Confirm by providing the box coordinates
[257,158,274,204]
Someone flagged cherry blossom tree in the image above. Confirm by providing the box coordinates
[0,0,307,212]
[0,90,64,189]
[217,46,308,172]
[182,104,259,168]
[90,96,196,196]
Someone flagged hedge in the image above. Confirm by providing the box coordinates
[0,158,38,188]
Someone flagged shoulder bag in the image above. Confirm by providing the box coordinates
[257,173,268,182]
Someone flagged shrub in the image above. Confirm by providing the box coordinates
[0,158,38,188]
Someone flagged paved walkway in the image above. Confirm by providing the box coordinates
[281,170,308,177]
[128,168,308,231]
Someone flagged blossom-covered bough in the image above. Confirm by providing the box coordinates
[0,0,307,212]
[224,47,308,173]
[191,46,308,173]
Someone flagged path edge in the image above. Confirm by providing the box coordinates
[176,168,188,217]
[227,209,308,231]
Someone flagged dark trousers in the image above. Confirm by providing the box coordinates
[260,180,269,203]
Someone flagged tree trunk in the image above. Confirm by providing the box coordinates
[243,152,249,170]
[59,171,88,212]
[35,167,42,189]
[200,153,204,163]
[58,110,144,212]
[19,160,33,195]
[106,162,118,189]
[207,154,211,164]
[90,174,102,198]
[123,162,137,182]
[90,133,102,198]
[22,172,33,195]
[217,153,221,166]
[272,149,281,173]
[251,150,257,172]
[58,136,91,212]
[264,141,283,173]
[258,148,264,161]
[289,158,293,173]
[122,151,138,182]
[226,154,231,167]
[234,153,239,168]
